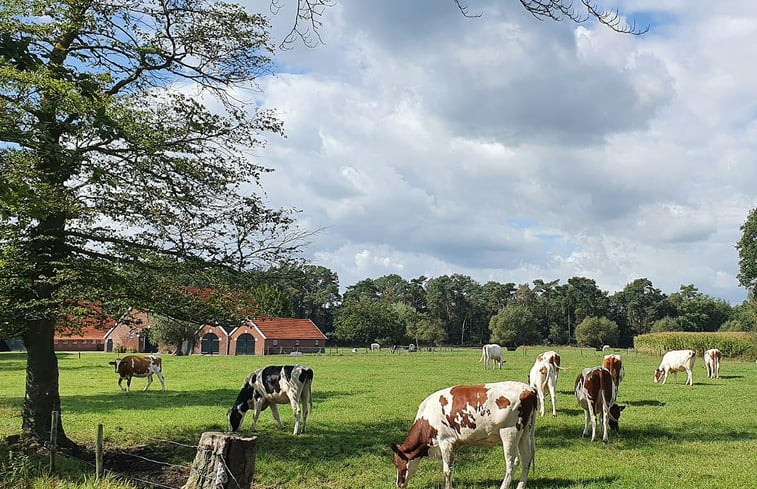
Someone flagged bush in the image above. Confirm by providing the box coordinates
[633,331,755,359]
[650,316,682,333]
[575,316,619,349]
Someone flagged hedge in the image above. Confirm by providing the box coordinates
[633,332,756,359]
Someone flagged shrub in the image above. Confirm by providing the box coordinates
[633,331,755,359]
[575,316,619,349]
[650,316,682,333]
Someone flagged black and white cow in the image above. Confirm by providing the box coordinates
[228,364,313,435]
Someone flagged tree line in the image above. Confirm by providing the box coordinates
[145,265,756,351]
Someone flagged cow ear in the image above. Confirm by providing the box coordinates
[618,405,626,411]
[390,443,407,460]
[108,361,115,365]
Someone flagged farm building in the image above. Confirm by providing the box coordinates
[193,316,327,355]
[53,308,155,353]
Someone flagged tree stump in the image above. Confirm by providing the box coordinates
[183,432,256,489]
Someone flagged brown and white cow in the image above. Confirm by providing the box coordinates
[528,350,562,417]
[228,364,313,435]
[602,354,625,387]
[654,349,696,386]
[574,367,624,443]
[480,343,504,369]
[391,381,537,489]
[108,355,165,392]
[703,348,721,379]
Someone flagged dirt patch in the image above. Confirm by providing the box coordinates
[103,445,191,489]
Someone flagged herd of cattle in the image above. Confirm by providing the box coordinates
[107,346,725,489]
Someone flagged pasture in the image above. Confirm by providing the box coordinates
[1,347,755,489]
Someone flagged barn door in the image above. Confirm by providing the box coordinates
[235,333,255,355]
[201,333,219,355]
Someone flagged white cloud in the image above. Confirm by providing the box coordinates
[240,0,757,303]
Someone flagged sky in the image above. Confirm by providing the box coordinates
[237,0,757,304]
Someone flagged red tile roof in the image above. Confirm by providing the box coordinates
[251,317,327,340]
[55,325,109,341]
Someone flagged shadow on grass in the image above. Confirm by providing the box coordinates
[626,399,665,407]
[537,422,757,450]
[718,375,744,379]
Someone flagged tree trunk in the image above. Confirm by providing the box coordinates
[183,432,256,489]
[22,318,68,446]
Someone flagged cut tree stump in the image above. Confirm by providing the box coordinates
[183,432,257,489]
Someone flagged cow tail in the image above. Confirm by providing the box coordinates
[529,406,537,475]
[306,369,314,411]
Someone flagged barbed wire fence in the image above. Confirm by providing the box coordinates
[40,411,252,489]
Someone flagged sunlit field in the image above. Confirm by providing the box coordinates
[1,347,755,488]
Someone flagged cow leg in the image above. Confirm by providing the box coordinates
[601,403,610,443]
[251,399,269,432]
[300,387,311,434]
[499,427,518,489]
[118,377,126,391]
[269,403,285,430]
[440,443,454,489]
[581,408,590,438]
[144,374,153,392]
[588,403,598,442]
[547,378,557,417]
[155,370,166,391]
[289,395,302,435]
[661,370,669,384]
[126,376,132,392]
[685,367,693,386]
[536,384,545,417]
[715,361,719,379]
[515,424,534,489]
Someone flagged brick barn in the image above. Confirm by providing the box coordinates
[193,316,327,355]
[53,308,154,353]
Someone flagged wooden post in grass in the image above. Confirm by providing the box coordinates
[49,411,58,472]
[95,424,104,478]
[183,432,256,489]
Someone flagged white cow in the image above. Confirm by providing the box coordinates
[391,381,537,489]
[371,342,381,351]
[703,348,721,379]
[654,349,696,386]
[528,350,562,416]
[574,366,625,442]
[228,364,313,435]
[479,343,504,369]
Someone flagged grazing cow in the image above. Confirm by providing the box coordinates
[371,342,381,351]
[528,350,562,417]
[602,354,625,387]
[654,349,696,386]
[574,367,625,442]
[703,348,721,379]
[479,343,504,369]
[228,364,313,435]
[108,355,165,392]
[391,381,537,489]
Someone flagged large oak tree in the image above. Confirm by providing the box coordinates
[0,0,307,446]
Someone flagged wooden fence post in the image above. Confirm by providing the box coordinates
[183,432,256,489]
[49,411,58,472]
[96,424,104,479]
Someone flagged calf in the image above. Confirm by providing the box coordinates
[391,381,537,489]
[228,364,313,435]
[479,343,504,369]
[602,354,625,387]
[574,367,624,442]
[654,349,695,386]
[703,348,721,379]
[528,350,562,416]
[108,355,165,392]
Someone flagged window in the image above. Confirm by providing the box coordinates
[315,340,319,346]
[273,339,278,346]
[295,340,300,346]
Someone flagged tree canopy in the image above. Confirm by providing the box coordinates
[0,0,308,445]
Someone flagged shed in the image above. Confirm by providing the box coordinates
[234,316,327,355]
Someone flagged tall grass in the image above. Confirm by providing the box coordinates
[634,332,755,358]
[1,347,755,488]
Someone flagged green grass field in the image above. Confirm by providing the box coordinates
[1,347,756,488]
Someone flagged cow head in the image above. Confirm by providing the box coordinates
[608,404,626,432]
[653,369,664,383]
[228,383,256,432]
[108,359,121,372]
[390,443,420,489]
